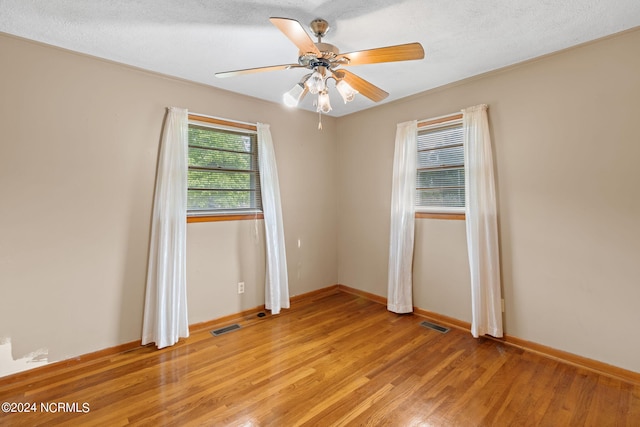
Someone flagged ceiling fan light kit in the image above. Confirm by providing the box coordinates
[282,82,306,107]
[335,80,358,103]
[215,17,425,128]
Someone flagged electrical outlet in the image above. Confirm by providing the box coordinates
[238,281,245,294]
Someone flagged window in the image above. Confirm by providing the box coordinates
[187,116,261,218]
[416,114,465,215]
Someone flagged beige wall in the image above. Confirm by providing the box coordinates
[2,26,639,377]
[337,28,640,373]
[0,33,338,375]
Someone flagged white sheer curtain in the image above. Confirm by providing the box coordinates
[257,123,290,314]
[387,120,418,313]
[463,104,503,338]
[142,107,190,349]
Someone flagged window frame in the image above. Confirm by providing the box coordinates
[416,113,466,220]
[186,114,264,223]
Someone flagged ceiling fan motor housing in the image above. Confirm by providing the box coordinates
[298,42,339,68]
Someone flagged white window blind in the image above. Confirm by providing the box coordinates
[187,122,261,215]
[416,118,465,212]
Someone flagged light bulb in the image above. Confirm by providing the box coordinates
[317,90,332,114]
[336,80,358,103]
[283,83,305,107]
[306,70,325,94]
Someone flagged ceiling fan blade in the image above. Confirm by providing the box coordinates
[269,17,321,56]
[335,70,389,102]
[215,64,303,78]
[337,42,425,66]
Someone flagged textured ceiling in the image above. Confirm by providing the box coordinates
[1,0,639,116]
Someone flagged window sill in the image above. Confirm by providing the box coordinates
[415,212,465,220]
[187,213,264,223]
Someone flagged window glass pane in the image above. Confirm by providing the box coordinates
[187,121,261,214]
[189,125,253,152]
[416,188,465,208]
[188,170,259,191]
[188,190,256,211]
[417,125,463,150]
[416,118,464,211]
[189,147,253,171]
[417,168,464,189]
[417,145,464,169]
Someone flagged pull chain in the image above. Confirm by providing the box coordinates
[318,111,323,130]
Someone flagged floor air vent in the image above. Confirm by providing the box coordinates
[420,321,450,334]
[211,324,241,336]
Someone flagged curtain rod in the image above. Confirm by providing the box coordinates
[188,112,257,131]
[417,112,463,128]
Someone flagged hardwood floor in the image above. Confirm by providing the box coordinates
[1,289,639,426]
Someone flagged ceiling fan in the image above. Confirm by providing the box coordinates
[215,17,425,121]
